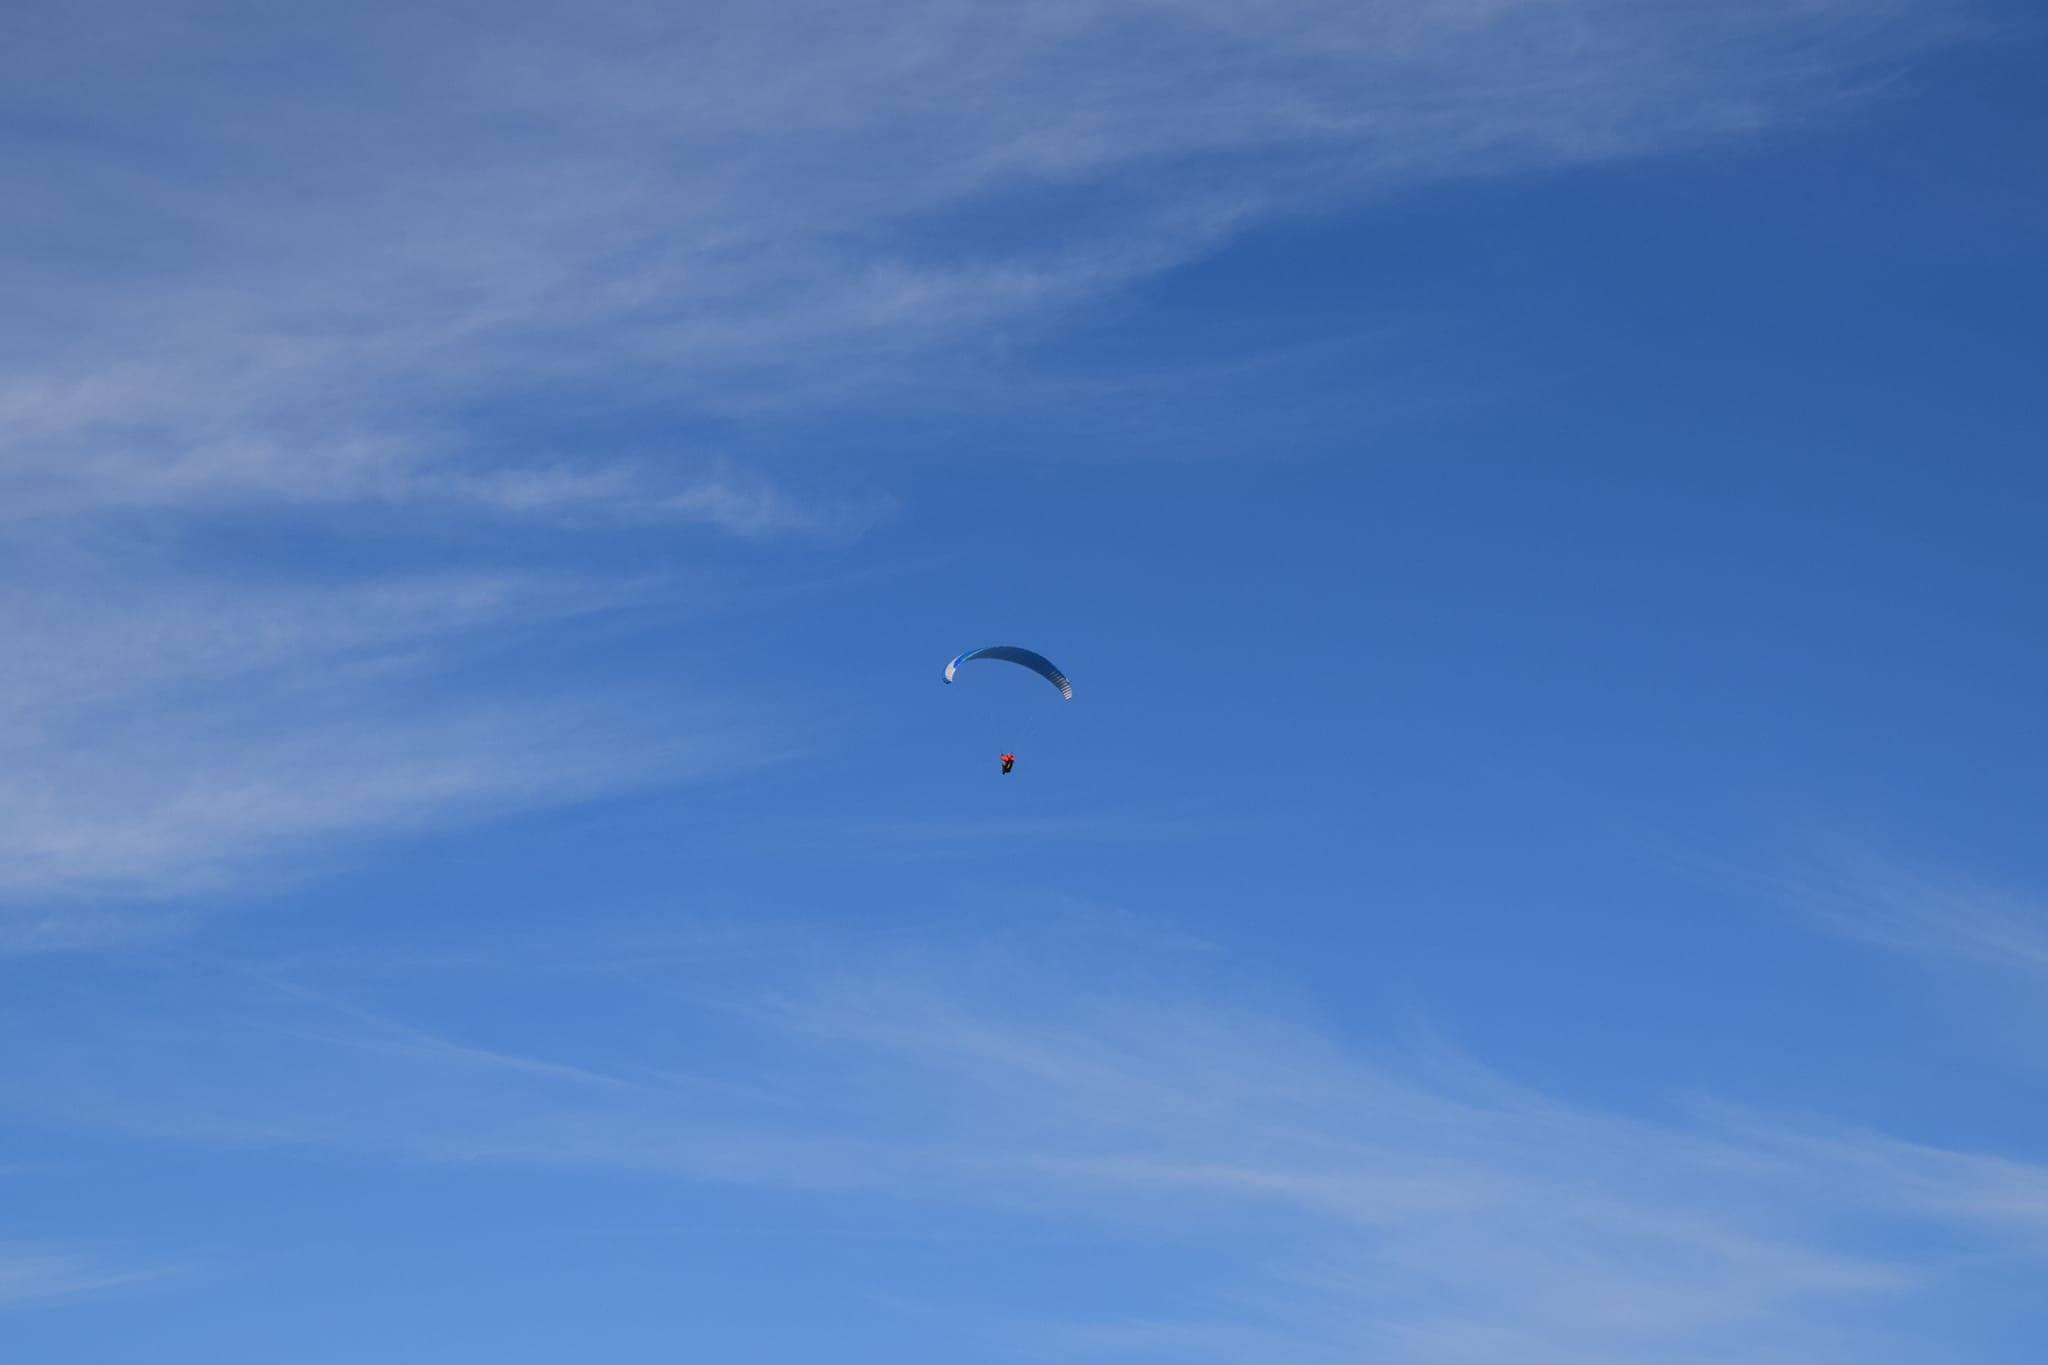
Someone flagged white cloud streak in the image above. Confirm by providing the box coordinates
[2,931,2039,1359]
[0,1243,164,1310]
[2,0,1968,519]
[1771,854,2048,979]
[0,564,768,910]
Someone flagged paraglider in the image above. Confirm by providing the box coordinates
[944,645,1071,773]
[942,645,1073,699]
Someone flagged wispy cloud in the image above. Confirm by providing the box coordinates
[0,685,748,907]
[3,927,2039,1359]
[1768,853,2048,979]
[0,1243,166,1310]
[3,0,1971,519]
[0,562,771,911]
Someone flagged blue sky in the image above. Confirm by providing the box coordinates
[4,1,2047,1361]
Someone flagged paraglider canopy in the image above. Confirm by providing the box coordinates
[942,645,1073,699]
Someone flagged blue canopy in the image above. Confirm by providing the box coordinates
[942,645,1073,699]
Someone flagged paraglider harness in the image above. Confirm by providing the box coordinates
[999,753,1015,775]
